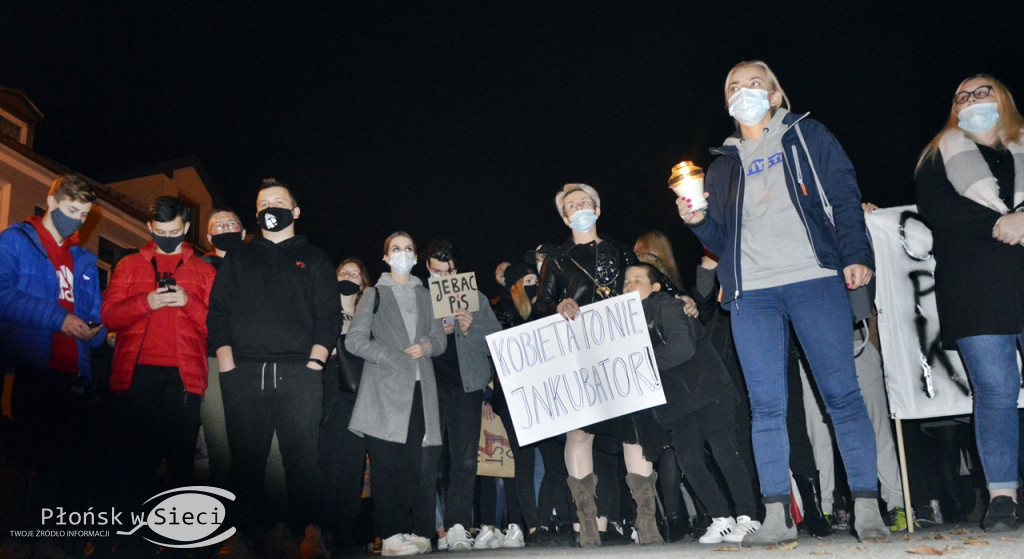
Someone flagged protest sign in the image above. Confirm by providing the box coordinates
[429,271,480,318]
[477,412,515,477]
[867,206,1024,419]
[486,291,666,445]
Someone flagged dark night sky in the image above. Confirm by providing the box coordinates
[5,2,1023,294]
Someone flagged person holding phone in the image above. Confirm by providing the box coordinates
[101,196,216,501]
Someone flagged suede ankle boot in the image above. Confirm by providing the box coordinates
[566,474,600,547]
[853,497,891,543]
[625,473,664,545]
[741,502,798,549]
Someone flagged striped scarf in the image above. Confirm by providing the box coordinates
[938,128,1024,213]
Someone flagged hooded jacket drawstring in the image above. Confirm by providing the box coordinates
[260,362,278,391]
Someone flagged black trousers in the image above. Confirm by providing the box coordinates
[319,385,368,545]
[436,384,483,529]
[365,383,441,539]
[0,368,90,531]
[665,403,757,519]
[221,361,322,532]
[114,365,201,495]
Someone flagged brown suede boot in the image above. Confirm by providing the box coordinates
[626,472,665,545]
[567,474,601,547]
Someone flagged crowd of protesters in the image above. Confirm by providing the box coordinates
[1,61,1023,558]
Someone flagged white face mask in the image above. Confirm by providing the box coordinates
[957,102,1000,134]
[388,251,416,275]
[728,88,772,126]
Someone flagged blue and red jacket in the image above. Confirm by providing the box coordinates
[0,221,106,381]
[688,112,874,309]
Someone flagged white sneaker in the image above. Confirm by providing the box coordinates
[473,525,504,549]
[446,524,474,551]
[723,515,761,543]
[501,524,525,548]
[383,534,423,556]
[408,534,432,554]
[699,517,737,544]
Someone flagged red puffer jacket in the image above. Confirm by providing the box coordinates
[101,242,216,395]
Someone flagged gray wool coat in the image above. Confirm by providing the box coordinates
[346,280,447,445]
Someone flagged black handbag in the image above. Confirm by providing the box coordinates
[335,288,380,393]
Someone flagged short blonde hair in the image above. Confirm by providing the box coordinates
[554,183,601,217]
[724,60,791,113]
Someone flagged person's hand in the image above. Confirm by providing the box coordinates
[677,295,699,319]
[482,401,495,421]
[676,195,707,224]
[404,341,430,359]
[147,289,180,310]
[556,298,580,320]
[163,286,189,307]
[843,264,873,290]
[861,202,879,213]
[453,308,473,335]
[700,255,718,270]
[993,212,1024,246]
[60,314,95,340]
[442,318,455,335]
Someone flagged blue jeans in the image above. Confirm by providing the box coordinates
[957,330,1024,490]
[730,276,878,503]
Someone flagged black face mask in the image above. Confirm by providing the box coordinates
[211,232,244,252]
[257,207,294,232]
[152,233,185,254]
[524,284,539,300]
[338,280,361,296]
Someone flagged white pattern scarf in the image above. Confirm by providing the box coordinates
[938,128,1024,213]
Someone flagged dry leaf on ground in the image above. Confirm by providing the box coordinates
[906,545,943,555]
[962,539,988,546]
[712,546,740,552]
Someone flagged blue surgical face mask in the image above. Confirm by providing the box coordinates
[569,209,598,233]
[728,88,772,126]
[388,251,416,275]
[958,102,1000,134]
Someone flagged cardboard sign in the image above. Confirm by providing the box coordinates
[485,291,666,445]
[477,412,515,477]
[429,271,480,318]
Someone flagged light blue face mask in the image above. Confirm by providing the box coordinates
[388,251,416,275]
[569,209,598,233]
[728,88,772,126]
[958,102,1000,134]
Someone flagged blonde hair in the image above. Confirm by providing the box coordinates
[724,60,791,114]
[509,279,533,322]
[916,74,1024,173]
[634,231,683,290]
[554,183,601,217]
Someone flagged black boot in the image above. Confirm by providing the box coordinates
[793,473,833,537]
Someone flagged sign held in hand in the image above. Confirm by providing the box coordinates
[429,271,480,318]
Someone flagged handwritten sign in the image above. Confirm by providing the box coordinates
[477,412,515,477]
[429,271,480,318]
[485,291,666,445]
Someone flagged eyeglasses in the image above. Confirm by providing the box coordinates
[210,220,242,233]
[954,85,993,105]
[565,198,595,214]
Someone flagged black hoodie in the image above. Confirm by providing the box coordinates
[207,235,342,362]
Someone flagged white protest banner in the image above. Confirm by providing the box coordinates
[486,291,666,445]
[429,271,480,318]
[867,206,1024,419]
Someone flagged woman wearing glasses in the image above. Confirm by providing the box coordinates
[677,61,888,547]
[915,75,1024,532]
[534,184,665,546]
[347,232,447,555]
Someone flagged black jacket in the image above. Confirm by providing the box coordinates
[642,292,738,425]
[207,235,342,362]
[915,144,1024,347]
[535,236,638,317]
